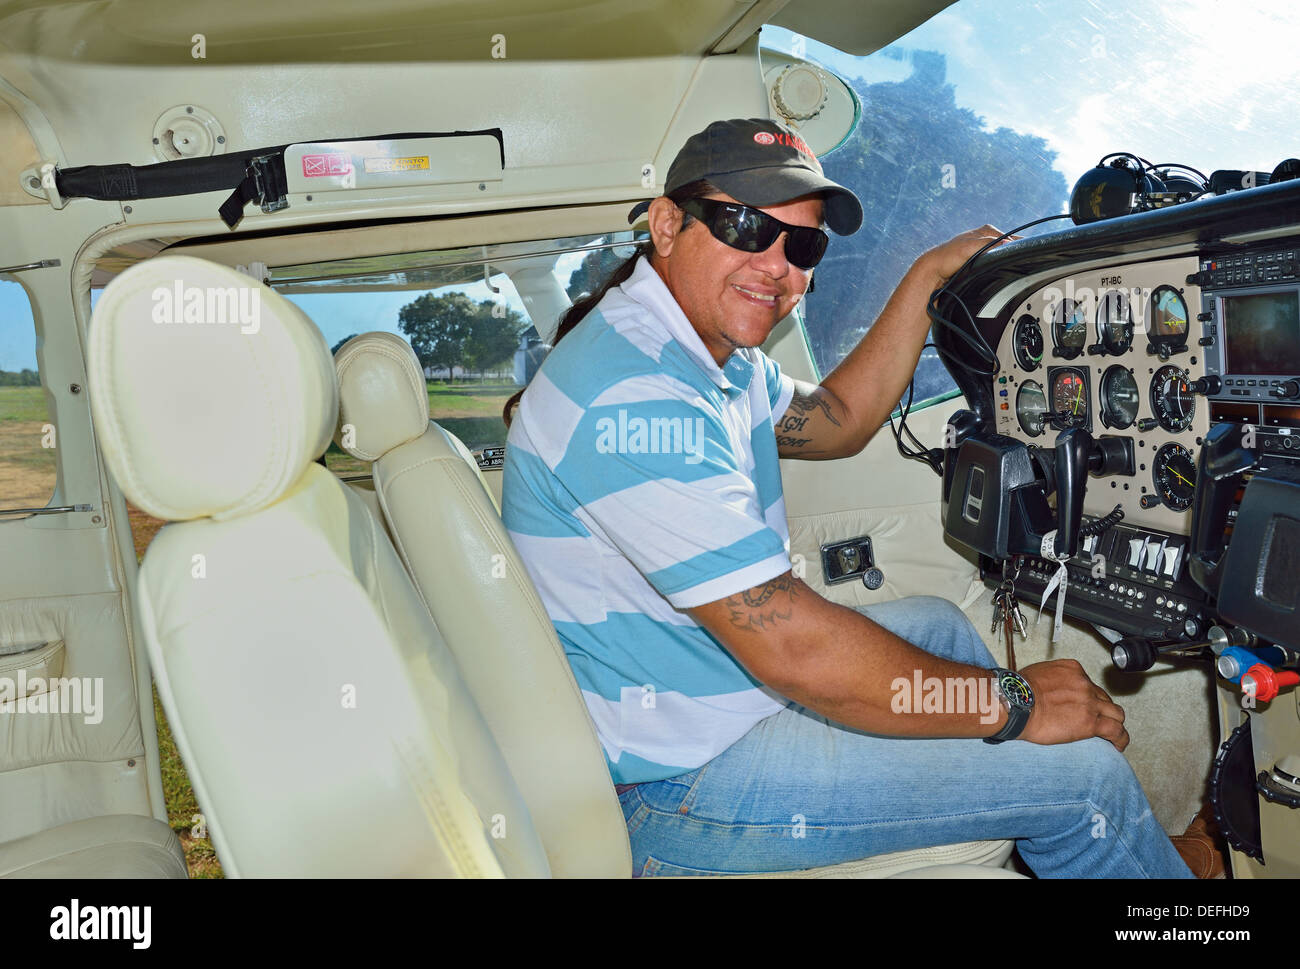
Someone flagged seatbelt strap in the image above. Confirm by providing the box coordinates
[51,129,505,229]
[217,153,289,228]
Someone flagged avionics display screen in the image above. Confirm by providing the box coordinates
[1222,291,1300,375]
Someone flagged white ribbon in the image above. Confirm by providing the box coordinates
[1036,530,1071,642]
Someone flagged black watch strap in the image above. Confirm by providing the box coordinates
[984,668,1034,745]
[983,703,1031,744]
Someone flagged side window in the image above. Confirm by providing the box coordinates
[277,232,641,476]
[395,273,528,453]
[766,29,1067,409]
[0,279,57,511]
[289,279,528,477]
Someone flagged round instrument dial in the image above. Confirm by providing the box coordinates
[1148,285,1189,352]
[1012,314,1044,372]
[1152,442,1197,511]
[1096,290,1134,354]
[1099,365,1139,429]
[1149,364,1195,432]
[1050,368,1089,428]
[1051,298,1088,358]
[1016,380,1048,437]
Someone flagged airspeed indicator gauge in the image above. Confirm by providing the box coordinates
[1013,314,1044,372]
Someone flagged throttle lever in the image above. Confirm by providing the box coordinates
[1112,634,1211,672]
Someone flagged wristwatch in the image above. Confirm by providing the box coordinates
[984,668,1035,744]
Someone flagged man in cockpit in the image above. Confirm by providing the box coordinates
[502,117,1195,878]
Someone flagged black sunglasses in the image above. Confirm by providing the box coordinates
[678,198,829,270]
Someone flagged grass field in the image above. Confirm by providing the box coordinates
[2,379,514,878]
[0,387,58,508]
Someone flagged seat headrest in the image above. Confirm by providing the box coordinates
[332,332,430,460]
[88,255,338,522]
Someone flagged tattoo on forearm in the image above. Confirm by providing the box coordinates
[777,414,809,434]
[787,389,842,427]
[724,574,801,631]
[776,435,812,449]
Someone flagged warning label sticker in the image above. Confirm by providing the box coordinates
[363,155,431,174]
[301,154,353,177]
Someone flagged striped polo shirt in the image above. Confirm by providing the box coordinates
[501,255,796,786]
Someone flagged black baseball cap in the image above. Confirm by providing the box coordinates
[628,117,863,235]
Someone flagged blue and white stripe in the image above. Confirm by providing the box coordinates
[502,256,795,784]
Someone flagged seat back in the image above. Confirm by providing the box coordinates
[333,332,631,877]
[88,257,549,877]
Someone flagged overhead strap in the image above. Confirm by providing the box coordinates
[52,129,505,229]
[217,154,289,228]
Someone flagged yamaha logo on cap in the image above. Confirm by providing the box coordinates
[629,117,863,236]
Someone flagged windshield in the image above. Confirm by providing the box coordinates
[764,0,1300,402]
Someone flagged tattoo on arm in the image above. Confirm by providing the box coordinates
[787,389,842,427]
[775,388,843,455]
[723,574,801,632]
[775,435,812,449]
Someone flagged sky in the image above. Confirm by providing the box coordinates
[5,0,1300,370]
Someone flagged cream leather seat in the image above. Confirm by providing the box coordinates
[0,815,187,878]
[333,331,1018,878]
[88,256,550,877]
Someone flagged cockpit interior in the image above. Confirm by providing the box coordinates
[0,0,1297,901]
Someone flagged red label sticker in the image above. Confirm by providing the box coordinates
[301,153,353,177]
[753,132,776,145]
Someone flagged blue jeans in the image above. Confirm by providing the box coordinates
[619,595,1193,878]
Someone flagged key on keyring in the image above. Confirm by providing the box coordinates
[1003,604,1018,672]
[996,575,1026,671]
[990,586,1007,634]
[1001,586,1022,671]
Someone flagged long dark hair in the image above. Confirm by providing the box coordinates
[502,179,719,427]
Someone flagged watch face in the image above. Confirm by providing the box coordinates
[998,671,1034,709]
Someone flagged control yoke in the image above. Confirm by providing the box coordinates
[1053,428,1091,559]
[942,414,1119,562]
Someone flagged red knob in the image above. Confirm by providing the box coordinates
[1241,664,1300,703]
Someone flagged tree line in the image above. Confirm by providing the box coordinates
[0,369,40,386]
[397,292,528,379]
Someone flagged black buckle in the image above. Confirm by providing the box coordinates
[219,152,289,229]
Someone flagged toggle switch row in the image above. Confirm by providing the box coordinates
[1125,534,1182,579]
